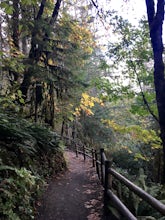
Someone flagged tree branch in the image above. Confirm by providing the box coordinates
[130,60,159,122]
[91,0,99,9]
[145,0,164,33]
[50,0,62,25]
[36,0,47,20]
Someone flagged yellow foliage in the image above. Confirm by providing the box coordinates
[74,92,104,117]
[102,119,162,148]
[134,153,150,161]
[68,23,95,55]
[151,143,162,149]
[48,58,54,66]
[121,146,133,154]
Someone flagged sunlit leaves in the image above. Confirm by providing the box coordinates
[74,92,103,116]
[105,15,157,120]
[59,14,95,62]
[0,0,38,15]
[93,77,134,102]
[1,45,25,76]
[102,119,162,149]
[68,23,95,55]
[0,1,14,14]
[21,0,38,5]
[134,153,149,161]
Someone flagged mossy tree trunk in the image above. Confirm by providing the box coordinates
[20,0,62,98]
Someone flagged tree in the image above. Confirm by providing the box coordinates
[145,0,165,183]
[92,0,165,183]
[20,0,62,98]
[99,15,158,119]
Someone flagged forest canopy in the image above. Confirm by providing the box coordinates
[0,0,165,219]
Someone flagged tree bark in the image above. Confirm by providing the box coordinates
[145,0,165,183]
[36,0,47,20]
[20,0,62,98]
[12,0,19,49]
[50,0,62,25]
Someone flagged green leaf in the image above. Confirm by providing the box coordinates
[0,2,13,15]
[19,98,25,104]
[107,205,121,219]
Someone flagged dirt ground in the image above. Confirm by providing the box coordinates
[36,150,104,220]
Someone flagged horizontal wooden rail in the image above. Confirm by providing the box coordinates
[96,160,101,165]
[100,149,165,218]
[109,168,165,215]
[77,150,93,159]
[107,189,137,220]
[64,138,165,219]
[103,155,136,219]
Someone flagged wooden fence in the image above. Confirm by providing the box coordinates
[69,142,165,220]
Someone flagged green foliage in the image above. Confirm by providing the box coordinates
[0,111,65,173]
[130,92,158,117]
[112,148,142,175]
[105,15,156,119]
[106,120,161,179]
[93,77,134,102]
[0,1,164,219]
[21,0,38,6]
[0,166,42,220]
[0,111,66,219]
[0,1,14,15]
[111,169,165,219]
[76,103,114,148]
[3,56,25,74]
[0,89,25,113]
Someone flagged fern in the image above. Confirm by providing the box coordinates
[0,112,66,219]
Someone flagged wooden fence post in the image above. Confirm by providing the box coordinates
[95,150,100,179]
[104,160,111,216]
[100,148,104,185]
[83,145,86,161]
[92,149,95,167]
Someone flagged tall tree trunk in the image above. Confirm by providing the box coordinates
[10,0,20,83]
[145,0,165,183]
[0,15,3,79]
[20,4,29,55]
[20,0,62,98]
[12,0,19,49]
[50,0,62,25]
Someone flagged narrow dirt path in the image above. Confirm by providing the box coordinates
[36,150,104,220]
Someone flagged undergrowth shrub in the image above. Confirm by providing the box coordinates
[0,112,66,219]
[0,166,43,220]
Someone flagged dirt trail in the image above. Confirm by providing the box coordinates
[36,150,104,220]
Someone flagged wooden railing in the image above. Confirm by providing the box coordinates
[66,141,165,220]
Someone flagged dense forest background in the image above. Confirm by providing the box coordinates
[0,0,165,219]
